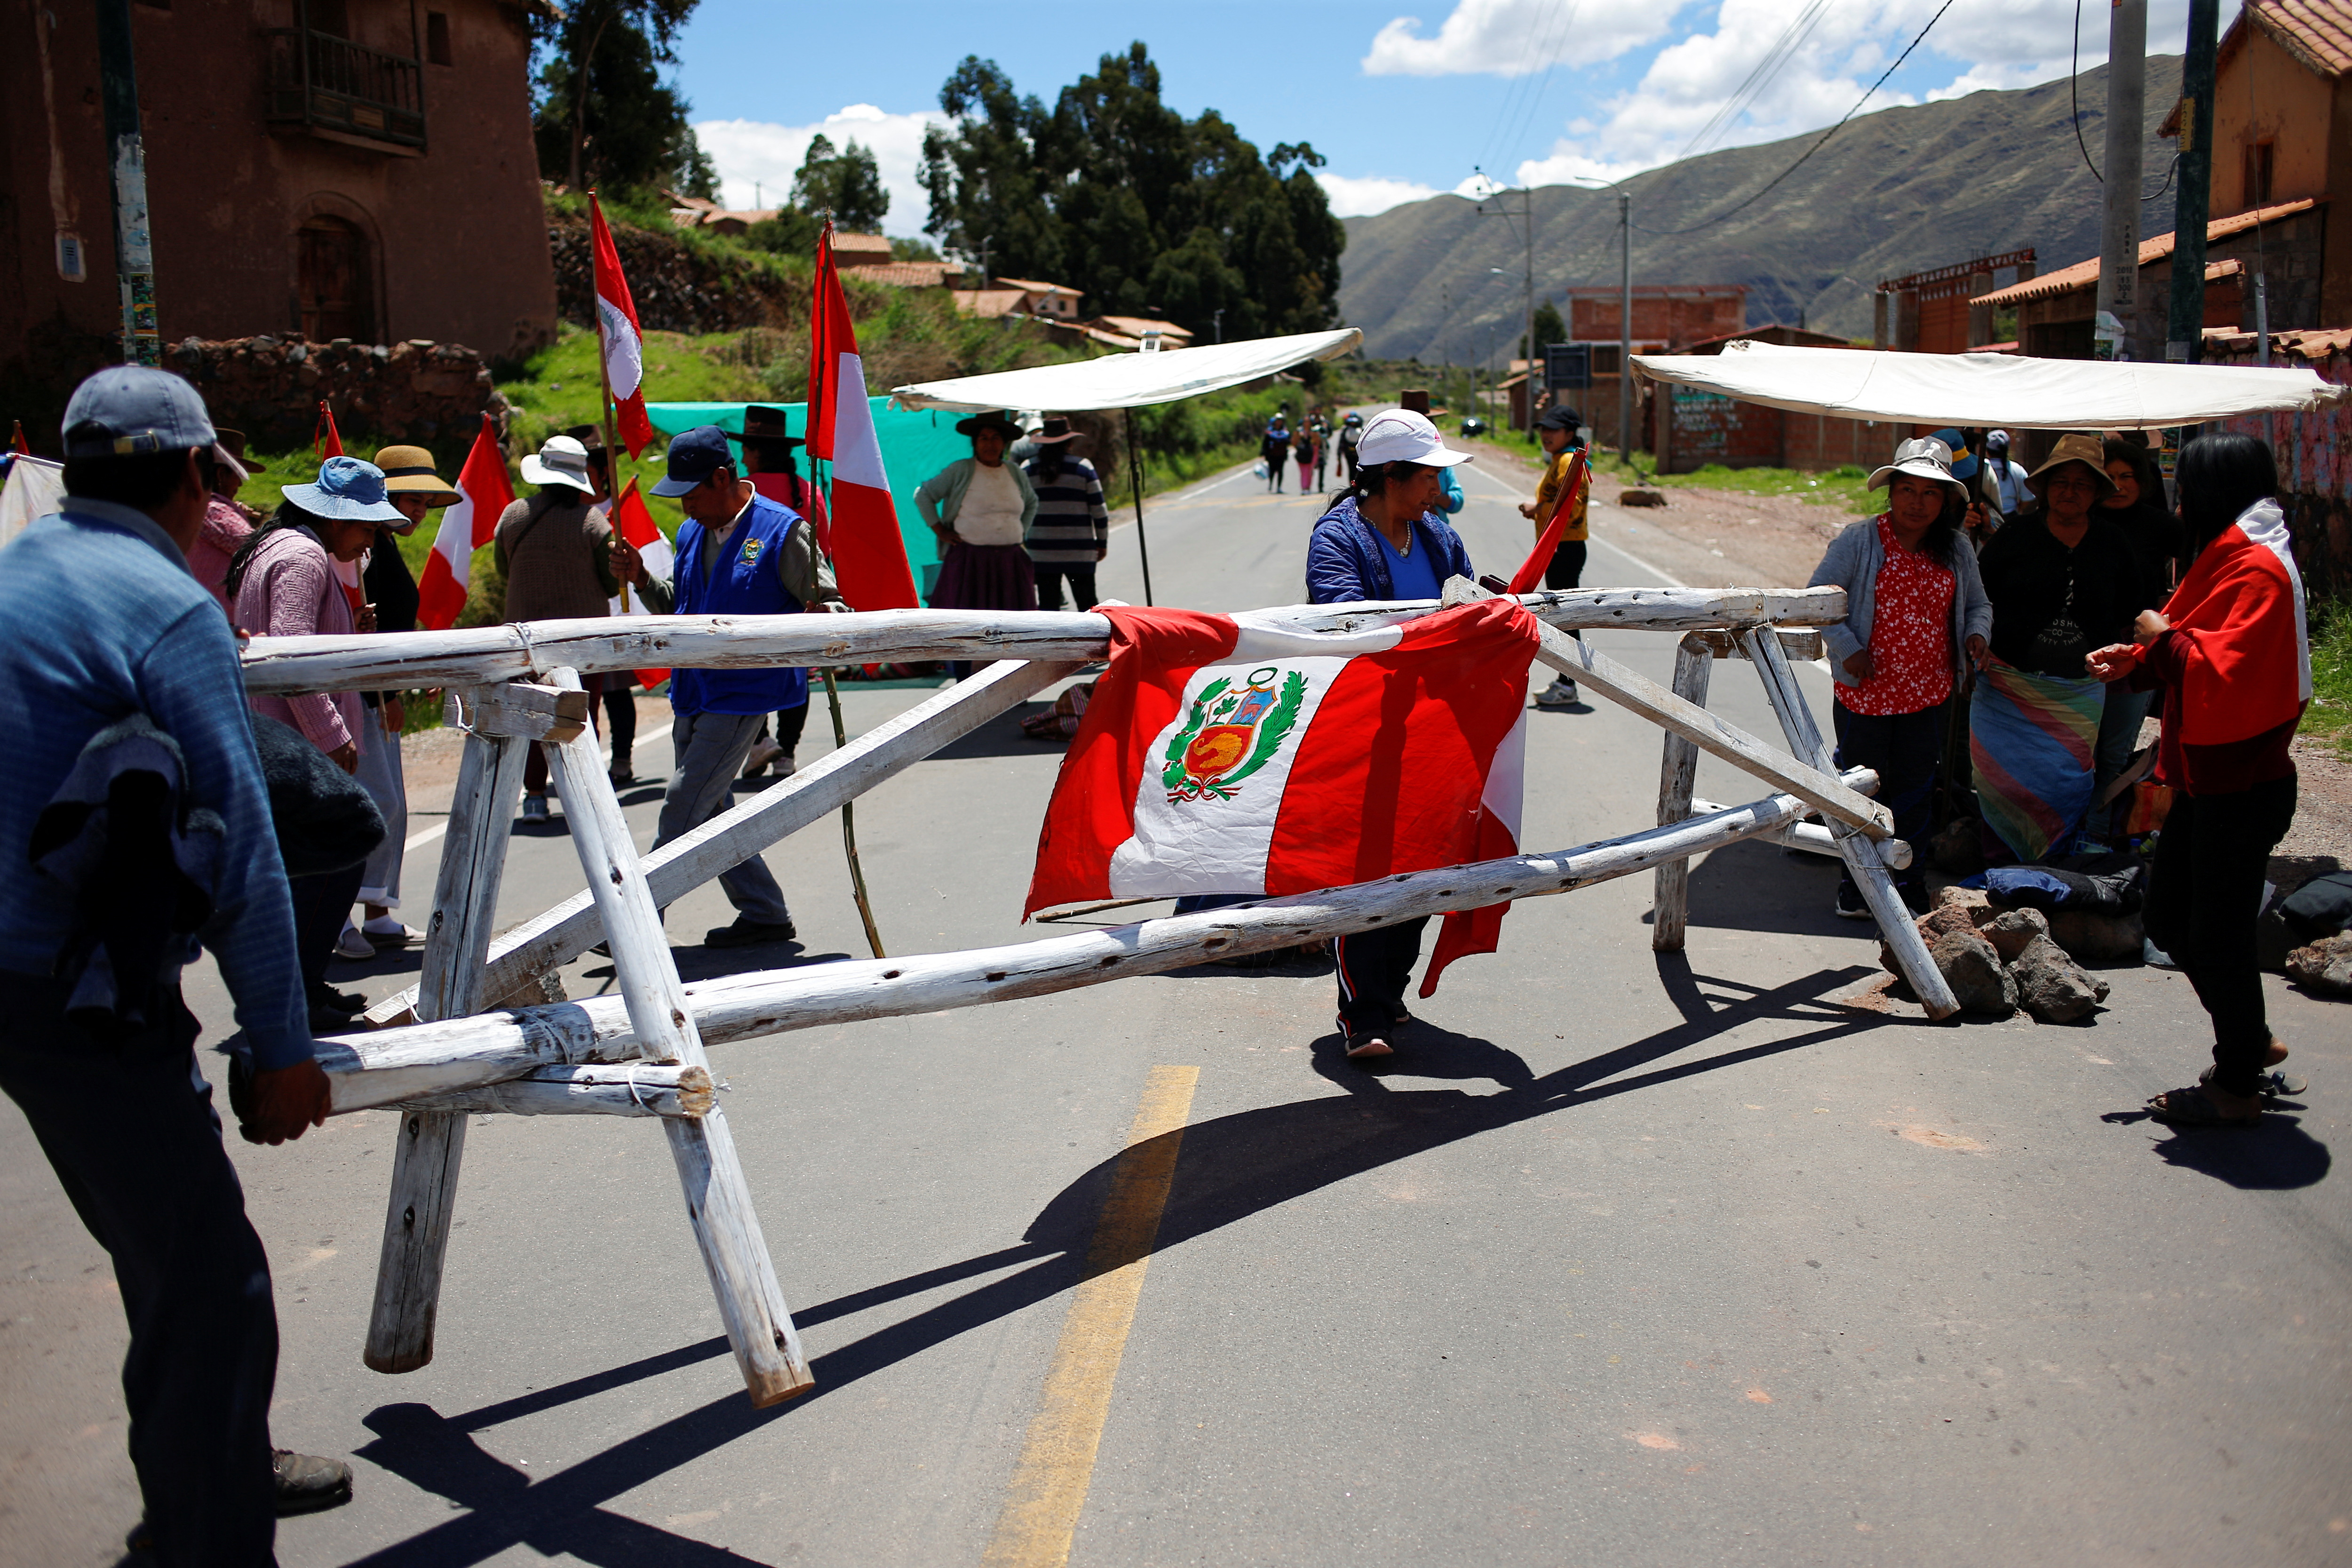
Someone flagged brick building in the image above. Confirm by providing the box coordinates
[5,0,556,433]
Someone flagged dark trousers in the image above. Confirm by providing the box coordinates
[290,861,367,999]
[603,676,638,771]
[1543,538,1587,591]
[1033,562,1100,612]
[0,972,278,1566]
[1832,700,1946,898]
[1334,916,1429,1033]
[771,699,810,756]
[2145,775,2297,1095]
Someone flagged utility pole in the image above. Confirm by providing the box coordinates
[2093,0,2148,361]
[2165,0,2220,363]
[1475,170,1537,431]
[95,0,158,366]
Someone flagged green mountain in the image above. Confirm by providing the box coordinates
[1338,55,2188,358]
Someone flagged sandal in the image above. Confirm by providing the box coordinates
[2146,1085,2263,1127]
[2200,1065,2308,1098]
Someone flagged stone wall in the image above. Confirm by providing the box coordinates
[549,214,804,335]
[164,335,510,452]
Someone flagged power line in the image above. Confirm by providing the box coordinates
[1677,0,1833,164]
[1632,0,1962,238]
[2071,0,2102,183]
[1472,0,1579,182]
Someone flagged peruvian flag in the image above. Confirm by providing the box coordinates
[416,414,514,630]
[603,475,674,687]
[1025,599,1538,995]
[1508,448,1589,595]
[807,223,918,609]
[589,193,655,457]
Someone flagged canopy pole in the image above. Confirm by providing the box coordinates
[1123,408,1154,606]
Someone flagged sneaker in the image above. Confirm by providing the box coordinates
[742,737,785,779]
[1834,883,1871,920]
[774,751,797,780]
[311,985,368,1014]
[1534,677,1579,708]
[272,1448,353,1515]
[334,923,375,961]
[1339,1019,1393,1060]
[609,763,636,788]
[704,915,797,949]
[310,1005,372,1035]
[520,795,550,822]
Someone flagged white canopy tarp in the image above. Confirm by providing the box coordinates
[889,327,1363,414]
[0,456,64,554]
[1633,339,2346,429]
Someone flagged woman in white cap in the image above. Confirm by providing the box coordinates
[1807,436,1991,918]
[495,434,620,820]
[1303,407,1477,1060]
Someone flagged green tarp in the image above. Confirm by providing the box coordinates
[644,398,973,595]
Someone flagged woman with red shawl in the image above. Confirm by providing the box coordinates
[2087,435,2310,1127]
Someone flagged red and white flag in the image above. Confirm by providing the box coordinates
[1025,599,1538,995]
[603,475,675,687]
[806,223,918,610]
[416,414,515,630]
[1507,448,1589,595]
[589,193,654,457]
[309,401,369,610]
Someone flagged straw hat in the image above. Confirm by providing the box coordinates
[373,444,459,505]
[2026,432,2118,498]
[520,434,596,493]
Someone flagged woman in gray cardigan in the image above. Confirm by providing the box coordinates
[1807,436,1991,918]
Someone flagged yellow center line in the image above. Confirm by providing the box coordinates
[983,1065,1200,1568]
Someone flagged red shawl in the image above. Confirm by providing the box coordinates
[2130,497,2310,746]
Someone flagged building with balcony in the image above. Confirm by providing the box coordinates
[5,0,556,417]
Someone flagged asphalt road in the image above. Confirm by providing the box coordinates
[4,454,2347,1568]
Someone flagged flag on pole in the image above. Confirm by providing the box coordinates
[11,421,31,456]
[1506,447,1589,596]
[1024,599,1537,995]
[604,475,674,687]
[315,401,344,459]
[807,223,919,610]
[589,193,654,457]
[417,414,515,630]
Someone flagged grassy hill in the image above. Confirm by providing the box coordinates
[1339,55,2186,357]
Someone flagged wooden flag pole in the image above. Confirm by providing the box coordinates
[588,189,631,616]
[821,666,887,958]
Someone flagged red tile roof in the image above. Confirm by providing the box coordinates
[1969,199,2319,304]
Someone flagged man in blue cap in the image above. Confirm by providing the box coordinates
[611,423,847,948]
[0,366,351,1563]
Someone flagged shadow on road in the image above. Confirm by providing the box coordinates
[347,956,1881,1564]
[2104,1107,2334,1190]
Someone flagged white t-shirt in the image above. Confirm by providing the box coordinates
[956,461,1027,546]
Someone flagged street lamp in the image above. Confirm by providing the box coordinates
[1474,167,1536,433]
[1570,175,1634,468]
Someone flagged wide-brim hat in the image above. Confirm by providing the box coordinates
[727,405,804,447]
[373,443,459,504]
[2026,432,2119,497]
[284,454,405,522]
[1029,416,1080,445]
[1867,436,1969,497]
[213,427,249,463]
[520,434,596,493]
[954,410,1024,440]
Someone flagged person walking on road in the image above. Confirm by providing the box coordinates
[2090,434,2308,1128]
[1261,412,1292,493]
[1335,411,1364,487]
[1523,406,1592,708]
[1,368,350,1566]
[1023,416,1109,611]
[1303,408,1478,1060]
[495,435,618,823]
[612,426,847,950]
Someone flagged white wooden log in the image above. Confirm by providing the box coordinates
[1736,628,1959,1020]
[318,775,1873,1098]
[455,681,591,743]
[363,717,528,1374]
[393,1063,715,1119]
[1685,627,1827,662]
[239,587,1849,696]
[1687,797,1910,868]
[541,668,813,1407]
[1651,635,1714,952]
[361,655,1087,1028]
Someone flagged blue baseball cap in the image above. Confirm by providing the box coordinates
[1930,427,1979,481]
[62,366,215,456]
[284,455,405,522]
[652,425,733,496]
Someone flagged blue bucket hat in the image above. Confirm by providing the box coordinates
[284,455,406,522]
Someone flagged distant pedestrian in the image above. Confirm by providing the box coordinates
[494,434,618,822]
[186,428,256,619]
[1292,424,1317,493]
[1522,406,1591,708]
[1,365,349,1568]
[1335,411,1364,485]
[614,426,847,950]
[916,410,1039,677]
[1261,413,1292,493]
[1024,416,1108,611]
[1309,413,1332,491]
[1982,429,2030,519]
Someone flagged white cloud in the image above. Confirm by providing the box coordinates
[1363,0,1683,77]
[1317,173,1443,217]
[693,103,948,235]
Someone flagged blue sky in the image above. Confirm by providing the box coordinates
[676,0,2237,229]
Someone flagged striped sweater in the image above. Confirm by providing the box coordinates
[1023,454,1109,564]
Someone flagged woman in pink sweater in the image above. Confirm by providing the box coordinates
[226,455,402,1029]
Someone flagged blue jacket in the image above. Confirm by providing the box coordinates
[669,494,810,716]
[1305,496,1476,604]
[1808,515,1993,689]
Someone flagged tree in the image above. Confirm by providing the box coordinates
[919,45,1342,340]
[530,0,700,191]
[790,135,890,231]
[1523,300,1565,359]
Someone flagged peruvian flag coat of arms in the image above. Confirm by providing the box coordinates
[1025,597,1540,995]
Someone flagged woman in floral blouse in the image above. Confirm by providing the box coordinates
[1807,437,1992,918]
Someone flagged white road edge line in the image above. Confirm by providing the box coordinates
[1457,460,1691,590]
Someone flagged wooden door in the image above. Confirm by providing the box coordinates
[298,216,375,342]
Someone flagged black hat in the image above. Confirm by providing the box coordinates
[1030,416,1080,445]
[724,405,804,448]
[1535,405,1584,431]
[954,409,1024,440]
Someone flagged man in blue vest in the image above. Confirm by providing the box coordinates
[611,426,846,948]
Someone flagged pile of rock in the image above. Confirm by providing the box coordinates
[549,215,800,335]
[165,335,509,451]
[2287,932,2352,994]
[1882,888,2113,1022]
